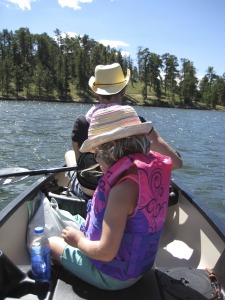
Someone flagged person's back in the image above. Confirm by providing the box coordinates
[65,63,131,198]
[65,62,182,199]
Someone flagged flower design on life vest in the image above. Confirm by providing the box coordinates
[139,167,168,232]
[150,168,163,197]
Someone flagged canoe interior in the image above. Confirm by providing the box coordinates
[0,171,225,299]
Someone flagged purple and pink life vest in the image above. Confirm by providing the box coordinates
[81,152,172,281]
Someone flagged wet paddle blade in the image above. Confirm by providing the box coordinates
[0,168,29,185]
[0,166,78,186]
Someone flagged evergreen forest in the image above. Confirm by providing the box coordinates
[0,28,225,109]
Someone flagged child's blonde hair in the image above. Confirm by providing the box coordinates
[95,134,150,166]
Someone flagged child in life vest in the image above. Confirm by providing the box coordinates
[49,105,172,290]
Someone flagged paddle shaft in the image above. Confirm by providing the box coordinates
[0,166,78,179]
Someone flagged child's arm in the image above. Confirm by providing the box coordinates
[76,178,138,261]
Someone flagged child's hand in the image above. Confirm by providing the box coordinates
[61,226,84,247]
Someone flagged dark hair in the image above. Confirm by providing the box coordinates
[98,88,125,101]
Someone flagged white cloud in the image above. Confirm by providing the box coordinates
[121,51,130,57]
[4,0,36,10]
[99,39,130,48]
[99,40,130,57]
[53,33,131,57]
[58,0,93,10]
[53,32,79,45]
[61,32,79,38]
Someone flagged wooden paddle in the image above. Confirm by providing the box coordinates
[0,166,77,186]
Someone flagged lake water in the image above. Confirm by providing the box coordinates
[0,100,225,224]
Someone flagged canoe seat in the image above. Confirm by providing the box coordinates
[1,252,222,299]
[48,191,88,218]
[52,265,162,300]
[52,265,223,300]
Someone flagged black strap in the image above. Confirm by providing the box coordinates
[77,153,102,190]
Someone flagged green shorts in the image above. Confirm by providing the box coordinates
[60,215,141,290]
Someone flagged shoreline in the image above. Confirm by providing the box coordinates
[0,96,224,111]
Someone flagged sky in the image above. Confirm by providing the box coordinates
[0,0,225,79]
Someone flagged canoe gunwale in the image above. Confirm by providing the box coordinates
[1,171,225,299]
[171,178,225,243]
[0,175,51,227]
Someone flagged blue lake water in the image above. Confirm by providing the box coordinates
[0,100,225,224]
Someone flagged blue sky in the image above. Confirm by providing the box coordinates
[0,0,225,79]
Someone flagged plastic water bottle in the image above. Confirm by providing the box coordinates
[29,226,51,282]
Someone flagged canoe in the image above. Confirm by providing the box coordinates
[0,169,225,300]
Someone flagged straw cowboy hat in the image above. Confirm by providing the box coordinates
[80,105,152,153]
[88,63,130,95]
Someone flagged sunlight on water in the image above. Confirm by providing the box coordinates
[0,101,225,224]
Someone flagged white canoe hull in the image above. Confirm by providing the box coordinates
[0,171,225,299]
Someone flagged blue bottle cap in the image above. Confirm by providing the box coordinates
[34,226,44,234]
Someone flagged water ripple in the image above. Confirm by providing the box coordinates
[0,101,225,224]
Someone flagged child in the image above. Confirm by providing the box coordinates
[49,105,172,290]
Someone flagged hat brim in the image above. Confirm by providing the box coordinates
[80,121,152,153]
[89,69,130,95]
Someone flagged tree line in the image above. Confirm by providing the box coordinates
[0,27,225,108]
